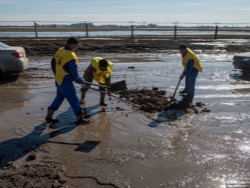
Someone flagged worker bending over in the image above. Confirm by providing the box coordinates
[81,57,113,106]
[179,44,203,105]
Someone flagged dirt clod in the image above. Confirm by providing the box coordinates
[117,88,171,112]
[195,102,203,107]
[0,164,66,188]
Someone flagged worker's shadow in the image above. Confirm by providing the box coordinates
[48,104,109,153]
[50,103,100,129]
[0,106,96,169]
[148,107,187,127]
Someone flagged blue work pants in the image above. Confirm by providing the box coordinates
[183,69,199,103]
[49,77,82,115]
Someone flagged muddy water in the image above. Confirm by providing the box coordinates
[0,88,30,113]
[1,52,250,187]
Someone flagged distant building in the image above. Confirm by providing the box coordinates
[71,23,94,27]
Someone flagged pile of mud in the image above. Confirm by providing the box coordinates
[117,88,211,113]
[117,88,171,112]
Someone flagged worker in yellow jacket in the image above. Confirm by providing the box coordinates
[45,37,88,125]
[81,57,113,106]
[179,44,203,105]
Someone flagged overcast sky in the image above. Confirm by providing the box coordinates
[0,0,250,25]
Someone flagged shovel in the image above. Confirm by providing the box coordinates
[84,80,127,91]
[170,78,182,102]
[109,80,127,92]
[94,80,140,107]
[81,80,127,101]
[89,87,140,108]
[84,81,110,88]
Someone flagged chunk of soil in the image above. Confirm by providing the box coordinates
[116,88,211,114]
[117,88,171,113]
[0,164,66,188]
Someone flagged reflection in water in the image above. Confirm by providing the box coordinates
[0,88,30,113]
[85,112,113,154]
[230,70,250,81]
[238,140,250,154]
[57,104,113,155]
[170,125,194,149]
[230,70,250,94]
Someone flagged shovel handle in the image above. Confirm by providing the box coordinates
[84,81,110,88]
[172,78,182,98]
[89,87,140,108]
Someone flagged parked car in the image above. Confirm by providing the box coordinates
[0,42,29,74]
[233,52,250,72]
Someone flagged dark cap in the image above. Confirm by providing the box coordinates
[179,44,187,50]
[99,59,108,68]
[67,37,79,45]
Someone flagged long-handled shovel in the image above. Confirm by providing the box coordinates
[83,80,127,91]
[170,78,182,102]
[80,81,111,102]
[89,87,140,108]
[84,81,110,88]
[81,80,127,102]
[109,80,127,92]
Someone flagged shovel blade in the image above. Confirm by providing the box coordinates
[110,80,127,92]
[170,96,177,102]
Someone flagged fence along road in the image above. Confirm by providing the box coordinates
[0,21,250,39]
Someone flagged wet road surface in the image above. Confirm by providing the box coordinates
[1,52,250,187]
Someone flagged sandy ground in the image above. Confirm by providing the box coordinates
[1,39,250,187]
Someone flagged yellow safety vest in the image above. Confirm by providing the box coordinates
[91,57,113,84]
[54,47,79,85]
[182,48,203,72]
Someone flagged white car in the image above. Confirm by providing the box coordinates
[0,42,29,74]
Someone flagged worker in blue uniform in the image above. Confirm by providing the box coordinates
[179,44,203,105]
[45,37,88,125]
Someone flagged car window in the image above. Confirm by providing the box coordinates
[0,42,10,49]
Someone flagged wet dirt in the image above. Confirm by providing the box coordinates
[1,39,250,187]
[1,37,250,57]
[116,88,209,113]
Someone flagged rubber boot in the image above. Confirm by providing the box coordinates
[178,97,193,108]
[76,113,89,125]
[100,92,107,106]
[45,108,59,123]
[82,108,91,119]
